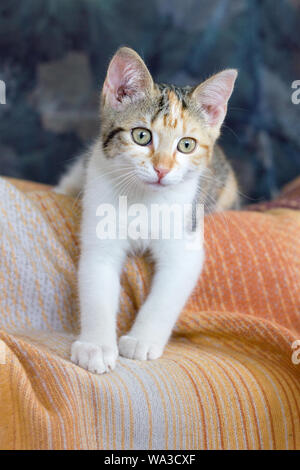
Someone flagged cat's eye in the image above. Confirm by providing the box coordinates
[177,137,196,154]
[132,128,152,146]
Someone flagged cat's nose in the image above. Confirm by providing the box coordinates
[154,166,170,181]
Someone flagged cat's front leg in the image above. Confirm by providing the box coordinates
[119,242,204,360]
[71,249,124,373]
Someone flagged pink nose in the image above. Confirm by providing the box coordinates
[154,166,170,181]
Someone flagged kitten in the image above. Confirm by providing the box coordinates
[56,47,239,374]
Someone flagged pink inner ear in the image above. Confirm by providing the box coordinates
[109,57,135,99]
[202,102,227,126]
[197,70,237,127]
[103,53,146,107]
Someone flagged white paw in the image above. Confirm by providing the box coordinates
[71,340,118,374]
[118,335,164,360]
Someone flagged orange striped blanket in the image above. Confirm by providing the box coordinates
[0,177,299,449]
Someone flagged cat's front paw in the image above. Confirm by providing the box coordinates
[71,340,118,374]
[119,335,164,361]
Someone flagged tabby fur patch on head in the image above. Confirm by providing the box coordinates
[100,47,237,190]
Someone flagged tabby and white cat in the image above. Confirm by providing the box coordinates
[56,47,239,374]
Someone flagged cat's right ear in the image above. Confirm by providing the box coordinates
[102,47,153,109]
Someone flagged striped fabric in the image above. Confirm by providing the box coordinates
[0,177,299,450]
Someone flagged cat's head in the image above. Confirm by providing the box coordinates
[100,47,237,189]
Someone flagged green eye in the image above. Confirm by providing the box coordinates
[177,137,196,154]
[132,128,152,146]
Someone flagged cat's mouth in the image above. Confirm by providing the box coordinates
[138,174,179,188]
[145,180,168,189]
[148,181,163,186]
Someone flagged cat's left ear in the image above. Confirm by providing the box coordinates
[192,69,238,129]
[102,47,154,109]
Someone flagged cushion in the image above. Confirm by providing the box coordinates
[0,177,299,449]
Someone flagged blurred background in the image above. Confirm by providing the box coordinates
[0,0,299,202]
